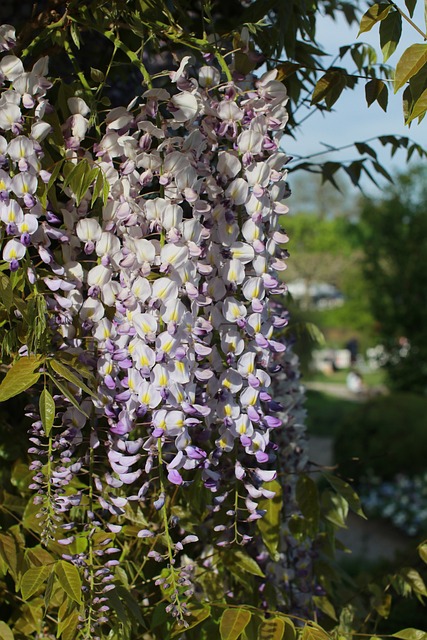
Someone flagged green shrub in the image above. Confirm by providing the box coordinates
[334,394,427,481]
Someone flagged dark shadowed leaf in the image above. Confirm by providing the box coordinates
[324,473,366,518]
[296,475,320,535]
[404,0,416,17]
[380,10,402,62]
[257,480,282,558]
[0,274,13,311]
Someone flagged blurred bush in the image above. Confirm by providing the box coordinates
[334,394,427,481]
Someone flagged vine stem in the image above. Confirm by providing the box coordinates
[390,1,427,40]
[102,30,153,89]
[215,50,233,82]
[157,438,185,622]
[43,373,55,546]
[63,39,93,97]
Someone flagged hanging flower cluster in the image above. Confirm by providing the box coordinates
[0,25,315,632]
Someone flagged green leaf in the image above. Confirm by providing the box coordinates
[407,86,427,123]
[0,274,13,312]
[63,160,90,200]
[70,22,81,49]
[301,625,330,640]
[91,169,105,206]
[90,67,105,82]
[48,358,97,398]
[358,3,392,35]
[55,561,82,604]
[47,373,90,418]
[305,322,326,346]
[418,541,427,564]
[258,617,285,640]
[171,606,211,637]
[380,11,402,62]
[322,491,348,528]
[76,167,99,205]
[39,388,55,436]
[60,610,80,640]
[257,480,282,558]
[0,621,14,640]
[323,473,366,518]
[46,159,64,193]
[0,534,19,581]
[0,356,43,402]
[401,568,427,598]
[393,631,427,640]
[229,549,265,578]
[21,565,52,600]
[312,596,337,621]
[220,609,252,640]
[394,44,427,93]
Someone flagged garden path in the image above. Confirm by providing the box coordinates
[304,383,409,562]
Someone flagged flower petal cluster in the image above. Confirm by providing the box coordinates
[0,33,314,624]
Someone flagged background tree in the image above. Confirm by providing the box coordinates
[360,165,427,393]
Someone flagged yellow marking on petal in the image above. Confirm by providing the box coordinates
[218,438,228,449]
[175,389,185,402]
[224,404,232,416]
[162,338,174,353]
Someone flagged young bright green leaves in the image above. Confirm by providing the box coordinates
[0,356,43,402]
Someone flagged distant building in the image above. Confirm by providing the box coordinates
[287,279,345,309]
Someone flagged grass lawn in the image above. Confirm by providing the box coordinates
[305,390,359,438]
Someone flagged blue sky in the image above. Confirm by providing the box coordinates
[284,4,427,195]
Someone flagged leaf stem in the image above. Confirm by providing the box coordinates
[390,1,427,40]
